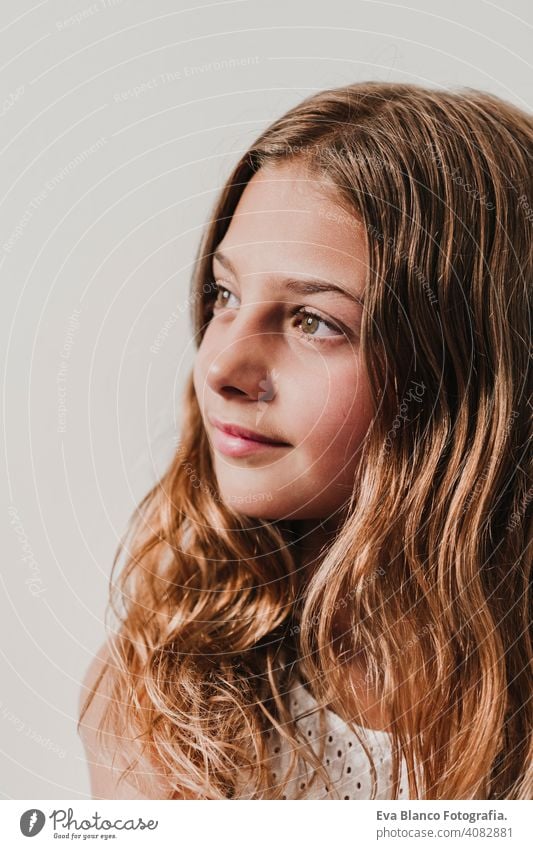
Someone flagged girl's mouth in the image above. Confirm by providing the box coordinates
[209,417,291,457]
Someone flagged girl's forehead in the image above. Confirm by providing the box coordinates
[218,163,367,280]
[236,160,356,221]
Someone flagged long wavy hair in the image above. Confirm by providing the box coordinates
[79,81,532,800]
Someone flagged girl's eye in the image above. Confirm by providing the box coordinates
[292,308,343,341]
[212,282,239,310]
[210,281,344,342]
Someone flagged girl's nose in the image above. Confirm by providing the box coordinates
[204,300,279,400]
[206,330,278,401]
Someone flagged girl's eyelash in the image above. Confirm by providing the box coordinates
[210,281,345,341]
[291,306,342,338]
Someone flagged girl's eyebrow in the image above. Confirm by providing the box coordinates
[212,249,365,307]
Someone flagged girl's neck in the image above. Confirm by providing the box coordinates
[283,516,341,578]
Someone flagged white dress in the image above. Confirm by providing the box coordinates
[264,677,411,799]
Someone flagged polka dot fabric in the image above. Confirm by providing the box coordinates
[265,677,410,799]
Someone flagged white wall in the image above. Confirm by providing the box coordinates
[1,0,530,798]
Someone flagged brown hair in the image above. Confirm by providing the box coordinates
[79,81,532,799]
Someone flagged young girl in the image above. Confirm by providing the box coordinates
[79,81,532,801]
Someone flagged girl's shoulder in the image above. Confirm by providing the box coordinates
[78,641,182,799]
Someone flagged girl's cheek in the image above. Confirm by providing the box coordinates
[194,335,215,381]
[192,356,208,402]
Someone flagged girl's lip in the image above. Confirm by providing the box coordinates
[209,415,288,444]
[211,425,291,457]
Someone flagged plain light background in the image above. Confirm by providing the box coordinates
[1,0,531,799]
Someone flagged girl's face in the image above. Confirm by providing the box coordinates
[193,160,373,520]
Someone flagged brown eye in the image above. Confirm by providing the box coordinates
[293,308,343,341]
[300,314,321,335]
[212,282,238,310]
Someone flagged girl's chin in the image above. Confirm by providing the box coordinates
[220,495,276,515]
[219,494,321,522]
